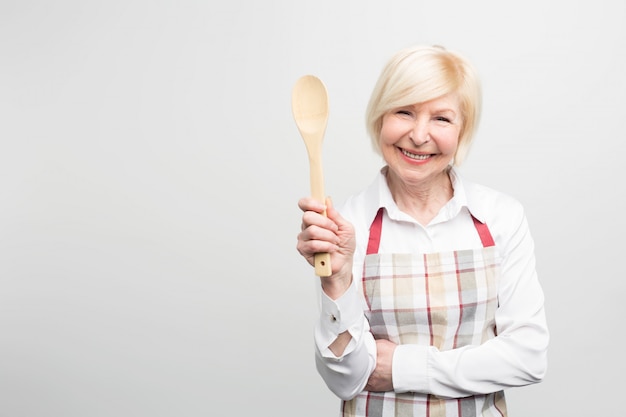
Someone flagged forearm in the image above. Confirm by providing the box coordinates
[329,330,353,357]
[393,252,549,399]
[315,330,376,400]
[393,312,549,397]
[314,281,376,400]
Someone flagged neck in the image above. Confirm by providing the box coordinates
[385,167,454,225]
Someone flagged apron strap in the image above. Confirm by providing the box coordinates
[366,208,495,255]
[366,208,384,255]
[472,215,495,247]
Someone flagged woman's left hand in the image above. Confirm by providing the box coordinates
[365,339,397,392]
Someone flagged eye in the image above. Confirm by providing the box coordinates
[435,116,451,123]
[395,109,413,116]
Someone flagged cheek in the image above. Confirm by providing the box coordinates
[379,126,392,146]
[379,119,404,145]
[438,129,461,154]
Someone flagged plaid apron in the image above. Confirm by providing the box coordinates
[342,209,506,417]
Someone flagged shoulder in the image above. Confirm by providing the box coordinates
[461,176,530,248]
[465,179,525,221]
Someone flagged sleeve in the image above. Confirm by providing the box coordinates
[391,203,549,398]
[314,279,377,400]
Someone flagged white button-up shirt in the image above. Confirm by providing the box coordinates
[314,167,549,400]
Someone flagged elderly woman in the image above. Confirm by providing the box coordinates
[296,45,549,417]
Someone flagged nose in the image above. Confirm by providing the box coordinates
[409,119,430,145]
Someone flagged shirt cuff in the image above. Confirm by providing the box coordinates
[392,344,430,393]
[314,280,364,359]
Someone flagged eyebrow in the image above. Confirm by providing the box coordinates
[427,107,459,119]
[428,103,457,112]
[394,103,460,116]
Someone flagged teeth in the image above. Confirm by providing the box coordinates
[402,149,430,160]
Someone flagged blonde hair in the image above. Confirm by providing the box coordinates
[365,45,482,165]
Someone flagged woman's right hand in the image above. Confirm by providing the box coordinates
[296,197,355,299]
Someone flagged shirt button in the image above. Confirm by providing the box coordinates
[330,314,337,322]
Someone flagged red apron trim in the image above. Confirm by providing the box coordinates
[366,208,384,255]
[472,216,495,247]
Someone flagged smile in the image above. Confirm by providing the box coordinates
[401,149,432,160]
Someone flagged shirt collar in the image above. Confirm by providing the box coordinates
[361,166,487,226]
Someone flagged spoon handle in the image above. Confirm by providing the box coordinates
[308,152,332,277]
[315,253,332,277]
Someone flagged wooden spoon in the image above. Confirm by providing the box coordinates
[292,75,332,277]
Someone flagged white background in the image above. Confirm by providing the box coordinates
[1,1,624,416]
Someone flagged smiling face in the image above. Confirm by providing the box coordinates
[366,45,482,167]
[379,94,462,189]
